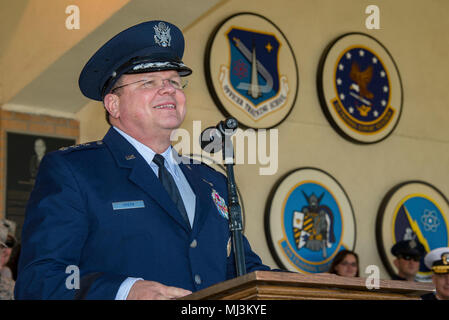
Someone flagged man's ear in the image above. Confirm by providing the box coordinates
[104,93,120,119]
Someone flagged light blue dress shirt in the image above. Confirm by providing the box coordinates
[113,127,196,299]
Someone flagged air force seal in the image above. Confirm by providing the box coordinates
[265,168,356,274]
[318,33,403,144]
[205,13,298,128]
[333,47,393,131]
[219,28,288,121]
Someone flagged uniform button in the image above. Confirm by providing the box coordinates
[190,239,197,248]
[194,274,202,285]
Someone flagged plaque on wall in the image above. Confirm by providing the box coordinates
[204,12,299,129]
[5,132,75,241]
[265,167,356,273]
[376,181,449,282]
[317,33,403,144]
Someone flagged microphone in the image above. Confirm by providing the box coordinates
[200,118,238,153]
[217,117,238,134]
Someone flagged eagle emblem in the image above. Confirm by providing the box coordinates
[349,62,374,100]
[154,22,171,47]
[330,46,394,135]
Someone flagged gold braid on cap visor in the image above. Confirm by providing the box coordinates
[432,265,449,274]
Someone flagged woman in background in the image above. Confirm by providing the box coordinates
[328,250,360,277]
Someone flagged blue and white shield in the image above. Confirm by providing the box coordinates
[219,28,288,120]
[206,13,299,128]
[227,28,280,104]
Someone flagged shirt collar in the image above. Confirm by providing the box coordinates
[113,126,179,176]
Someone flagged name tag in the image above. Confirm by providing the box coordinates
[112,200,145,210]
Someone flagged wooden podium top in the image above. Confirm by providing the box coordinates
[182,271,435,300]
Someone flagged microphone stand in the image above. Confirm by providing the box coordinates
[221,127,246,277]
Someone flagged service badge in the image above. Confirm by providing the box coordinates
[265,168,356,273]
[212,189,229,220]
[318,33,403,143]
[376,181,449,282]
[205,13,299,128]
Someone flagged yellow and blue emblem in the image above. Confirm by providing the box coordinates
[332,46,394,133]
[318,33,403,144]
[376,181,449,282]
[266,168,356,274]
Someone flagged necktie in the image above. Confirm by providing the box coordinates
[152,154,190,228]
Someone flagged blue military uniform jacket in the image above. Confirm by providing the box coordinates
[15,128,269,299]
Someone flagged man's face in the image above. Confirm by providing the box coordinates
[106,70,187,140]
[433,273,449,300]
[394,256,420,278]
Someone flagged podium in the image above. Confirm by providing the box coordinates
[183,271,434,300]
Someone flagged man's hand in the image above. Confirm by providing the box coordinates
[127,280,192,300]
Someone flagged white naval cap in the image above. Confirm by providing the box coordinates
[424,247,449,274]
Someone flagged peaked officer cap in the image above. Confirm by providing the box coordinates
[391,239,425,258]
[79,20,192,101]
[424,247,449,274]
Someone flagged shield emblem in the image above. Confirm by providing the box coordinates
[205,13,298,128]
[226,28,280,107]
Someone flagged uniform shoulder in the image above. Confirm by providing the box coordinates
[181,157,223,175]
[57,140,106,153]
[198,161,224,176]
[178,155,227,181]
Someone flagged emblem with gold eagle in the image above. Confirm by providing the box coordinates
[318,33,403,144]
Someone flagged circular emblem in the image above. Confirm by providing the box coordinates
[205,12,299,129]
[265,168,356,273]
[317,33,403,144]
[376,181,449,281]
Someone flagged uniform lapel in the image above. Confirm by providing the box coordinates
[103,128,191,233]
[179,161,216,235]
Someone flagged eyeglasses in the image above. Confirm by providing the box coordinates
[111,77,188,93]
[5,236,16,248]
[340,261,357,267]
[399,255,420,262]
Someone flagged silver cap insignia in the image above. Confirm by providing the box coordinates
[154,22,171,47]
